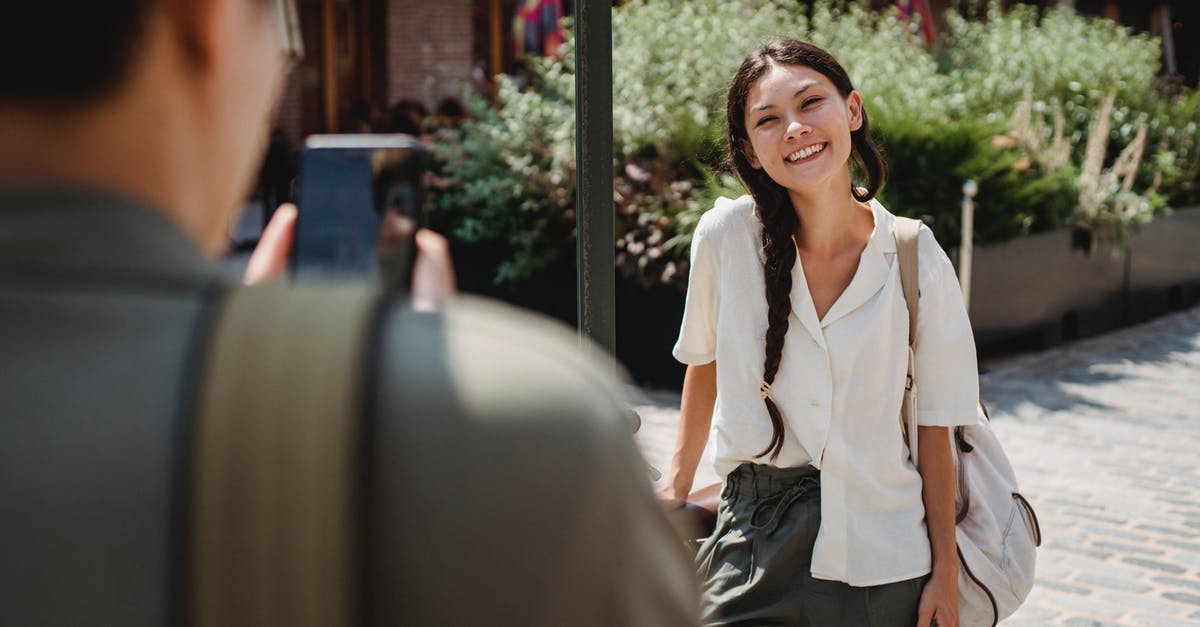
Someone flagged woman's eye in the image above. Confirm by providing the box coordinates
[755,116,777,127]
[802,97,822,109]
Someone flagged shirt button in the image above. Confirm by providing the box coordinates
[809,399,821,407]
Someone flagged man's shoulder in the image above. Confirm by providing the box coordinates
[376,295,634,437]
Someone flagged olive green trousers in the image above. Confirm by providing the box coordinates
[697,463,927,626]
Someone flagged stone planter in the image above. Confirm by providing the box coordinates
[965,206,1200,353]
[452,206,1200,386]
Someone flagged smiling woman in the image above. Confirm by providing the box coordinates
[660,39,979,627]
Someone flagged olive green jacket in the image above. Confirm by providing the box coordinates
[0,186,698,626]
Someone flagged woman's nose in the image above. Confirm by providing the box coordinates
[784,119,810,141]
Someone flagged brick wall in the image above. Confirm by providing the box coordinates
[385,0,475,111]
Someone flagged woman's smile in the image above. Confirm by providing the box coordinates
[784,142,827,164]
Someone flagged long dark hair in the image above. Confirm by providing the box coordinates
[725,38,886,461]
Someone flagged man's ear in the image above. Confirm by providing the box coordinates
[739,139,762,169]
[164,0,222,71]
[847,91,864,132]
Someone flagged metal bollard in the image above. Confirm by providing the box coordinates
[960,179,977,312]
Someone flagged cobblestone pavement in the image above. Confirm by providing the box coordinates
[632,305,1200,626]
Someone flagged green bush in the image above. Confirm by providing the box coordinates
[874,116,1077,248]
[431,0,1199,287]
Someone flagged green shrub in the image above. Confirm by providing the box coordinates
[431,0,1198,287]
[874,115,1076,248]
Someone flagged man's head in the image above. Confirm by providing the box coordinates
[1,2,157,106]
[0,0,296,256]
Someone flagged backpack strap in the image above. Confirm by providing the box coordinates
[894,217,921,465]
[189,282,378,627]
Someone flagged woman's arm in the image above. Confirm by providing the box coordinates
[916,425,959,627]
[656,361,717,508]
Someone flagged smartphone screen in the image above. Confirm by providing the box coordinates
[292,134,425,289]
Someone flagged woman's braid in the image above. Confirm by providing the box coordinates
[755,190,797,461]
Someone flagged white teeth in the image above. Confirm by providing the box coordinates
[787,143,826,162]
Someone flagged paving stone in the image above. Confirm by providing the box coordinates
[1164,591,1200,606]
[1052,542,1114,560]
[1064,510,1129,526]
[1123,557,1190,575]
[1063,618,1123,627]
[1092,540,1166,556]
[1156,539,1200,553]
[1134,524,1197,539]
[1075,573,1153,593]
[1168,551,1200,570]
[1153,576,1200,592]
[1037,579,1093,595]
[1130,615,1200,627]
[1155,495,1200,509]
[1084,524,1150,543]
[1097,590,1187,614]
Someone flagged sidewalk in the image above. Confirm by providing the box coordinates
[633,305,1200,626]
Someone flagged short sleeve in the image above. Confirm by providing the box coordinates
[913,226,980,427]
[672,214,720,365]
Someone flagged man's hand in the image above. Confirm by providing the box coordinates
[243,203,297,284]
[244,203,456,310]
[410,229,456,311]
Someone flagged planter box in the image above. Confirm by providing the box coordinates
[965,205,1200,353]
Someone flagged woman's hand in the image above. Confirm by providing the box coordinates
[655,480,692,510]
[916,426,960,627]
[656,362,717,510]
[916,570,958,627]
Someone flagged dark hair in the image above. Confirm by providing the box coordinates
[0,2,155,105]
[1,0,271,106]
[724,38,886,461]
[387,99,429,135]
[436,97,466,118]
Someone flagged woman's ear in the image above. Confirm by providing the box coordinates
[739,138,762,169]
[847,91,864,132]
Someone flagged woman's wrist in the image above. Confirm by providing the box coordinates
[667,473,694,498]
[930,559,959,582]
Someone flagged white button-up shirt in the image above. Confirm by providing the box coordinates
[673,195,979,586]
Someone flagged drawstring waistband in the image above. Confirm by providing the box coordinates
[725,463,820,536]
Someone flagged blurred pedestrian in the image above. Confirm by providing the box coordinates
[0,1,698,625]
[658,39,978,627]
[386,98,428,136]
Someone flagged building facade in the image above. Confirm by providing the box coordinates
[273,0,1196,144]
[274,0,570,143]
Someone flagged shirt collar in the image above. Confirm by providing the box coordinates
[789,196,899,338]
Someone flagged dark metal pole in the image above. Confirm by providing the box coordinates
[574,0,616,354]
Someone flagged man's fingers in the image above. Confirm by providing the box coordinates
[243,203,297,284]
[410,228,456,311]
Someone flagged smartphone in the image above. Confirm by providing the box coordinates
[292,134,427,291]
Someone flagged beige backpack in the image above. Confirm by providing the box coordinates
[895,217,1042,627]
